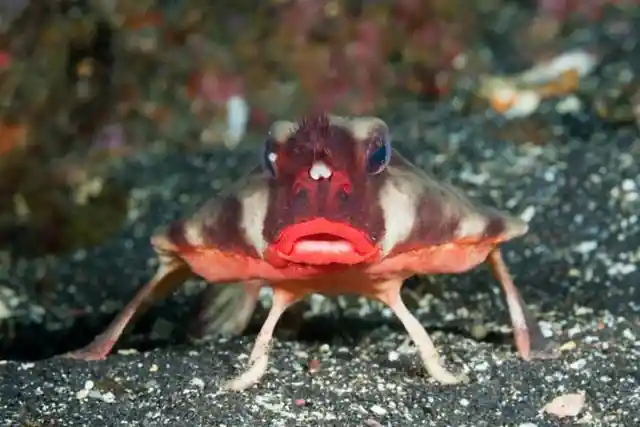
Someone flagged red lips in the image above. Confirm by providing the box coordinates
[268,218,379,266]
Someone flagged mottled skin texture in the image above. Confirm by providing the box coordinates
[62,114,557,391]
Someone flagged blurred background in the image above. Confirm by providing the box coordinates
[0,0,639,359]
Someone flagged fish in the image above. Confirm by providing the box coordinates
[62,114,557,391]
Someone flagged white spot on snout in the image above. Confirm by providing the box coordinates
[309,161,332,180]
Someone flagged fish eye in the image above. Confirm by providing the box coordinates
[261,138,278,177]
[366,133,391,175]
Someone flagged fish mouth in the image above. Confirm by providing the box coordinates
[269,218,379,266]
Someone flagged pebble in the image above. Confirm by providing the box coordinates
[370,405,387,416]
[569,359,587,370]
[190,377,205,389]
[555,95,582,114]
[574,241,598,254]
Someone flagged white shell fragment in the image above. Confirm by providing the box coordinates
[542,391,586,418]
[224,95,249,150]
[484,49,599,119]
[501,89,542,119]
[519,49,598,85]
